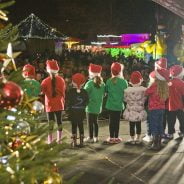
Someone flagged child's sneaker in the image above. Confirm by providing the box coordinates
[93,137,99,143]
[142,134,152,143]
[84,137,94,143]
[114,138,122,144]
[103,137,114,144]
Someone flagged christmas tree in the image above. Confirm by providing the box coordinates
[0,1,71,183]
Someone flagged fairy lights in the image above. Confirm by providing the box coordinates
[17,13,68,40]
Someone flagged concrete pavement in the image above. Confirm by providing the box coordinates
[57,119,183,184]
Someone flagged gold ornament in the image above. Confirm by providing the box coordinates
[44,173,62,184]
[21,93,38,110]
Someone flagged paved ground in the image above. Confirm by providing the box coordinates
[52,119,183,184]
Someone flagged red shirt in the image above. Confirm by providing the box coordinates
[41,75,66,112]
[145,83,166,110]
[168,78,184,111]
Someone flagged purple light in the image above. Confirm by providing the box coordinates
[121,33,150,45]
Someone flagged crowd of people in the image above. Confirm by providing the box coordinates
[19,50,184,150]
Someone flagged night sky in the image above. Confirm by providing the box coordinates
[8,0,158,40]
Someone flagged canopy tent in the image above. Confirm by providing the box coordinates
[16,13,67,40]
[14,14,68,53]
[151,0,184,19]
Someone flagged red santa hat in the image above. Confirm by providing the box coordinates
[129,71,143,86]
[72,73,86,92]
[155,68,170,81]
[88,63,102,78]
[169,65,184,79]
[46,60,59,74]
[22,64,35,78]
[111,62,124,77]
[155,58,167,69]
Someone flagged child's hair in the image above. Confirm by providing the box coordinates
[51,73,56,97]
[110,76,118,84]
[155,79,169,100]
[93,76,103,88]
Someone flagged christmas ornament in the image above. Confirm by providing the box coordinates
[43,173,62,184]
[0,81,23,109]
[32,100,44,112]
[14,120,31,136]
[11,138,22,149]
[21,93,38,110]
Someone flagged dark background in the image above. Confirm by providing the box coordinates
[7,0,182,40]
[7,0,157,39]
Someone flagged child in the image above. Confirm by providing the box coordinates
[167,65,184,138]
[105,62,128,144]
[84,63,105,143]
[41,60,66,144]
[142,71,155,143]
[67,73,89,147]
[145,68,169,150]
[123,71,147,144]
[20,64,41,98]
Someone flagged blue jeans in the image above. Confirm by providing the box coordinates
[149,109,164,136]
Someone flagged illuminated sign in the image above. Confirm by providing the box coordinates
[121,33,150,45]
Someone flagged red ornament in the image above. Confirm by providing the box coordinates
[11,138,22,149]
[0,81,23,109]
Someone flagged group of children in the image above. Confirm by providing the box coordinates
[20,58,184,150]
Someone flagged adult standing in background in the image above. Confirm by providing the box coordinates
[41,60,66,144]
[105,62,128,144]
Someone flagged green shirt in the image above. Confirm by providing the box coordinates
[20,79,41,98]
[84,80,105,114]
[105,77,128,111]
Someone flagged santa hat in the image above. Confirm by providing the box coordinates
[129,71,143,86]
[155,68,170,81]
[46,60,59,74]
[155,58,167,69]
[111,62,124,77]
[169,65,184,79]
[88,63,102,79]
[22,64,35,78]
[72,73,86,93]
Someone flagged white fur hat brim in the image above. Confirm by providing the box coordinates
[47,68,59,74]
[155,70,165,81]
[89,71,101,79]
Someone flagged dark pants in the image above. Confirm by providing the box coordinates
[47,110,62,131]
[149,109,164,136]
[167,110,184,134]
[109,110,121,138]
[129,121,141,136]
[86,113,99,138]
[163,110,168,132]
[146,117,151,136]
[70,110,85,135]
